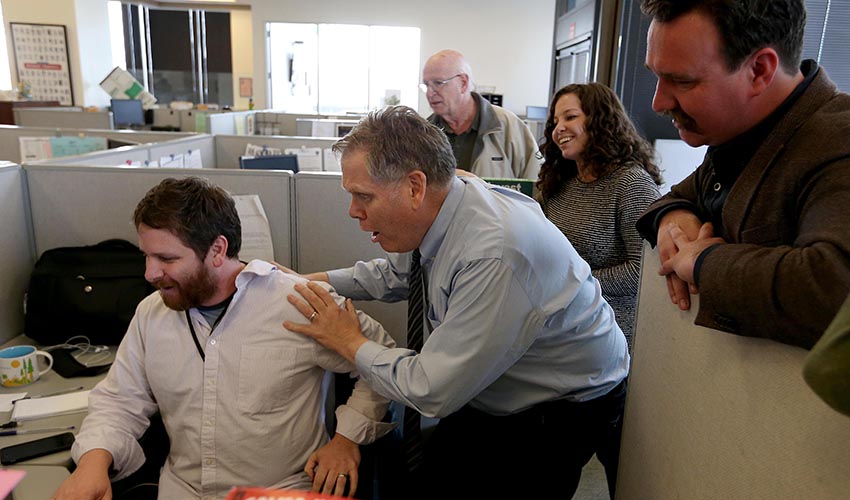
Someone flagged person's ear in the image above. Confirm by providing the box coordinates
[407,170,427,209]
[208,235,229,267]
[748,48,779,97]
[459,73,470,93]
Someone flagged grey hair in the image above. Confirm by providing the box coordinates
[332,106,456,187]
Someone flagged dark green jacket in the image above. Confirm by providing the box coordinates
[803,293,850,416]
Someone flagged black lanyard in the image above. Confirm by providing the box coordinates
[185,297,232,361]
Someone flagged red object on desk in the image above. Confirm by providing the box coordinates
[0,469,27,498]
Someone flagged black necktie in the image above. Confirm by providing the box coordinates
[403,248,424,473]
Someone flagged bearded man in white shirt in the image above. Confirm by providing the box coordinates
[53,176,395,500]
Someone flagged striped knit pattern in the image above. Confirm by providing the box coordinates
[544,163,660,349]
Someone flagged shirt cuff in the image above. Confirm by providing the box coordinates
[693,243,723,287]
[354,340,385,375]
[334,405,395,445]
[71,438,144,481]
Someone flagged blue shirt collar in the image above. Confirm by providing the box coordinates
[418,176,465,264]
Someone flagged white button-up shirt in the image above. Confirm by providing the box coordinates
[73,260,394,499]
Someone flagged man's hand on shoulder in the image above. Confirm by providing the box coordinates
[305,433,360,498]
[52,449,113,500]
[285,282,368,362]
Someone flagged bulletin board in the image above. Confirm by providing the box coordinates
[10,23,74,105]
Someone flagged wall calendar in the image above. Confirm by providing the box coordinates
[10,23,74,105]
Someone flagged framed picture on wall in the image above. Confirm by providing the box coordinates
[239,77,253,98]
[10,23,74,105]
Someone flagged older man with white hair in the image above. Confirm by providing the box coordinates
[421,49,540,180]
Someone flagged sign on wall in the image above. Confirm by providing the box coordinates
[10,23,74,105]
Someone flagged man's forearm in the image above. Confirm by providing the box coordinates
[305,271,329,282]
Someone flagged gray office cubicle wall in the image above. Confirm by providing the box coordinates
[24,165,295,267]
[295,118,360,137]
[14,108,114,130]
[214,135,337,169]
[207,111,256,135]
[27,134,333,171]
[255,112,329,136]
[294,172,406,344]
[180,109,224,133]
[616,243,850,499]
[0,125,196,163]
[33,143,151,166]
[147,135,216,169]
[0,163,35,344]
[33,134,216,169]
[179,109,247,134]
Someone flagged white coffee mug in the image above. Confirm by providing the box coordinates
[0,345,54,387]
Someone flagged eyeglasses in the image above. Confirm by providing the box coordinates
[419,74,462,93]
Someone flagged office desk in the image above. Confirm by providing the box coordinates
[0,335,112,498]
[7,465,70,500]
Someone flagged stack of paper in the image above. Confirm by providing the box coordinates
[10,390,91,422]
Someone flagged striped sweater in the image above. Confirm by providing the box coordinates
[542,163,660,349]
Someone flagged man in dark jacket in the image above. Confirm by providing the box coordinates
[636,0,850,349]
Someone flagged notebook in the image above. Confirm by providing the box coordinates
[10,390,91,422]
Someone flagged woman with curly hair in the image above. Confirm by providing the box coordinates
[538,82,662,350]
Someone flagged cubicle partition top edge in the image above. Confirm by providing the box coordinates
[27,133,216,169]
[13,108,114,130]
[214,134,338,170]
[0,125,197,164]
[23,164,295,268]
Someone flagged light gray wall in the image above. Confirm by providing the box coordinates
[250,0,556,116]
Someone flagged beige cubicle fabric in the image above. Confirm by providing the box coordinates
[616,243,850,500]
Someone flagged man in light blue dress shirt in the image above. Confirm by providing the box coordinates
[286,106,630,499]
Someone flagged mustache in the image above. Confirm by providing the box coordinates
[661,109,697,131]
[151,277,176,290]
